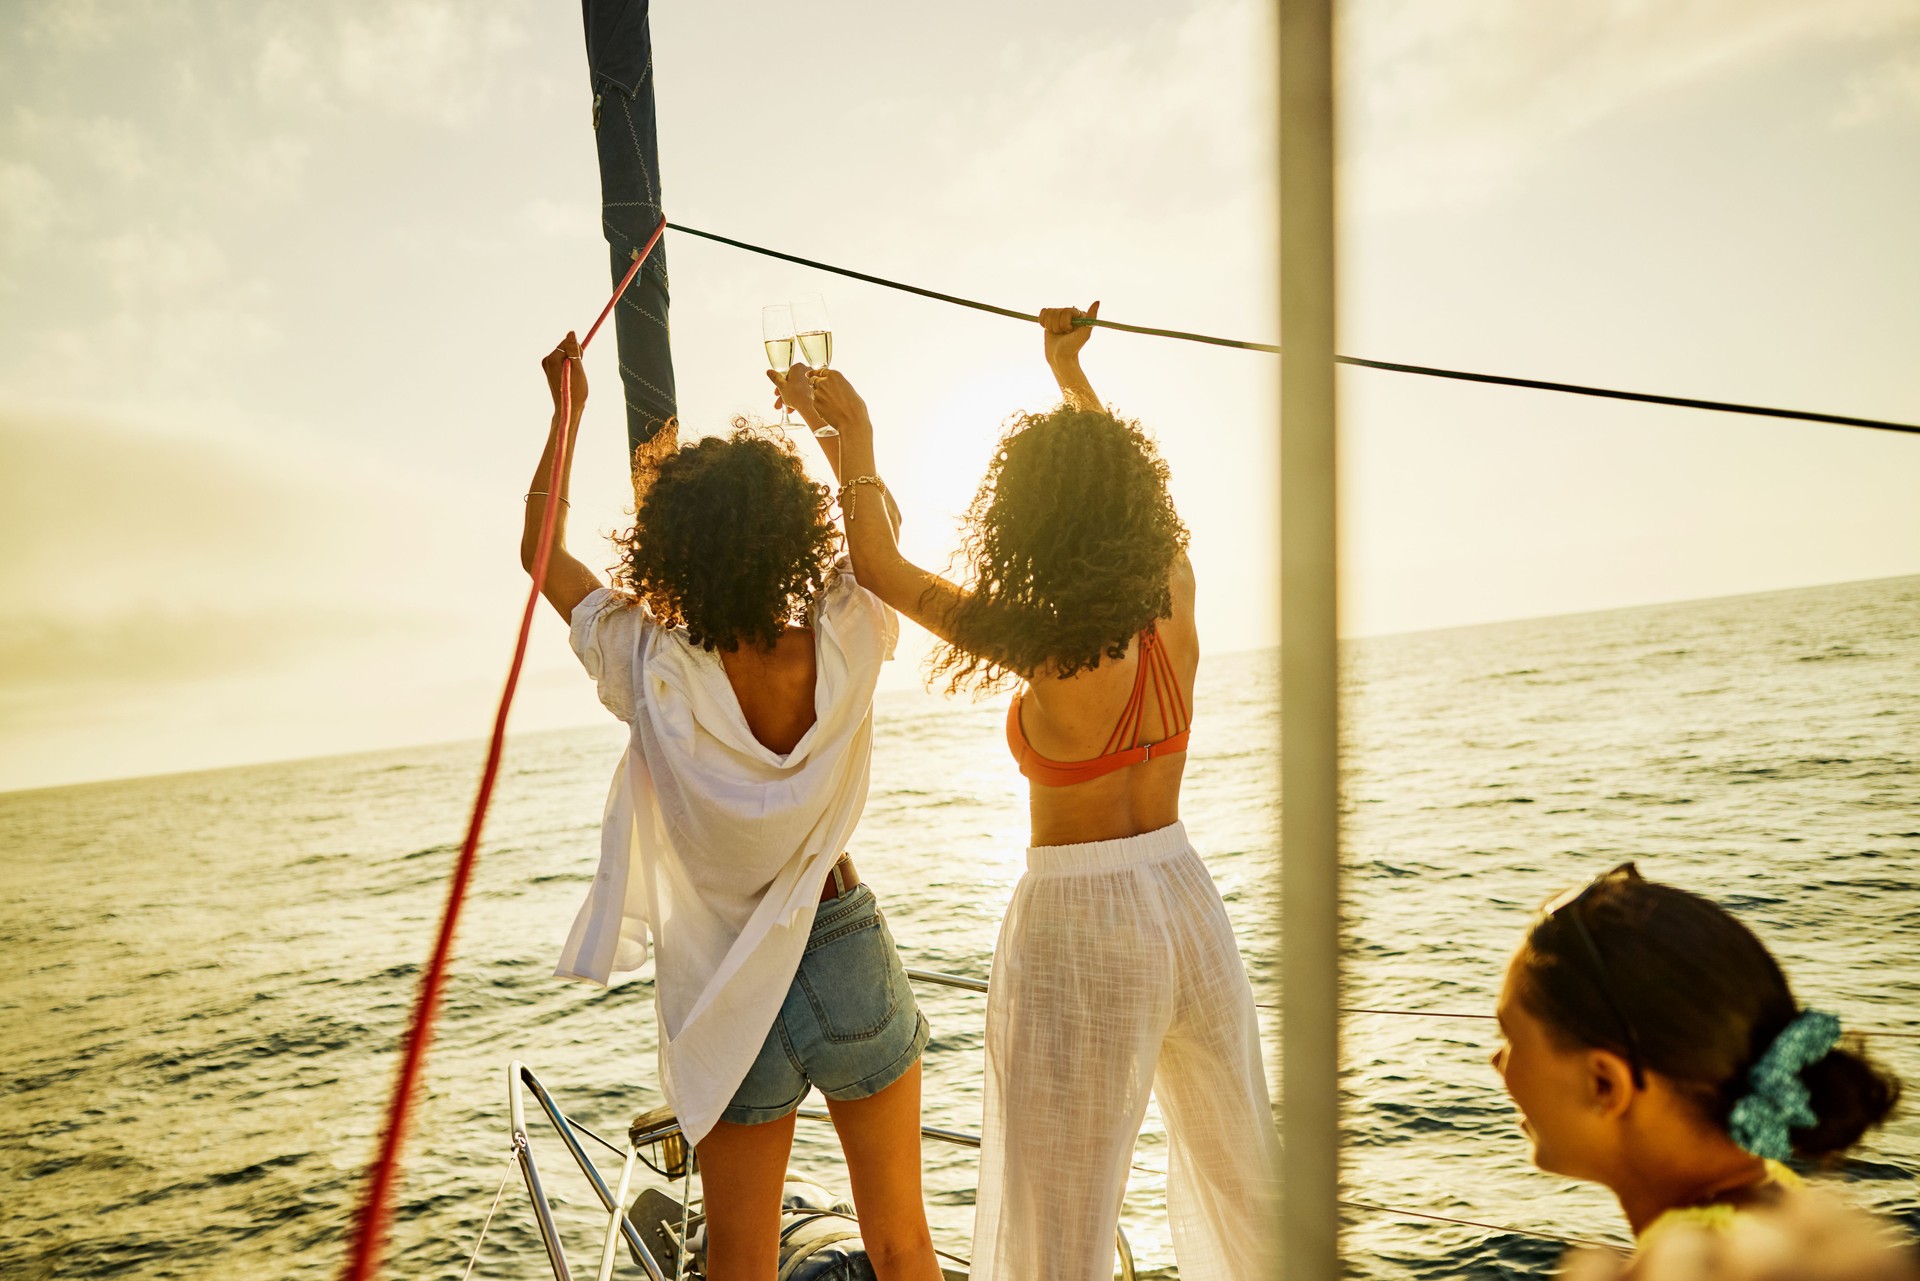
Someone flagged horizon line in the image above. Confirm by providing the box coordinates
[3,567,1914,800]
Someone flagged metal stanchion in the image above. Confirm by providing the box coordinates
[1277,0,1341,1276]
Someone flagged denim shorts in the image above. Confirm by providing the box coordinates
[721,885,931,1126]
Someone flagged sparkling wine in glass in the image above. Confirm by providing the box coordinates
[792,293,836,438]
[796,329,831,367]
[791,295,837,441]
[762,303,797,426]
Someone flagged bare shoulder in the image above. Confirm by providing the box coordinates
[1170,551,1196,599]
[1168,552,1197,624]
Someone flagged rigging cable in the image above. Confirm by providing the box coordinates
[1251,1003,1920,1039]
[665,221,1920,437]
[1339,1198,1625,1252]
[340,216,669,1281]
[457,1143,524,1281]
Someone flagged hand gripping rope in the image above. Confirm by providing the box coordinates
[340,215,669,1281]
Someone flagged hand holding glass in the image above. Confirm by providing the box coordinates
[762,304,797,426]
[791,293,836,438]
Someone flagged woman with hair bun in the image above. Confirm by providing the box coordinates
[785,307,1280,1281]
[1493,863,1903,1252]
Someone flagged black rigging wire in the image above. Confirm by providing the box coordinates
[1341,1198,1626,1252]
[666,221,1920,437]
[1247,1003,1920,1039]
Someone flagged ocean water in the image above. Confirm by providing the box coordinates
[4,575,1917,1280]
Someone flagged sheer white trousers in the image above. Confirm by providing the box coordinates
[969,822,1281,1281]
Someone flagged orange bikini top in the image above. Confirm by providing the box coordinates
[1006,626,1192,787]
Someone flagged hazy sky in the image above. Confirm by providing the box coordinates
[1,0,1916,791]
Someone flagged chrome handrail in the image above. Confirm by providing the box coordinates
[507,961,1158,1281]
[510,1061,670,1281]
[904,967,989,994]
[508,1062,574,1281]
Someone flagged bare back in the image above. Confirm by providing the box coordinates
[1015,558,1198,846]
[718,626,820,755]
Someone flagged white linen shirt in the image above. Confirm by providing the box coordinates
[556,560,896,1145]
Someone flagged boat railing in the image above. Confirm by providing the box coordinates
[505,965,1141,1281]
[510,1059,671,1281]
[903,966,989,994]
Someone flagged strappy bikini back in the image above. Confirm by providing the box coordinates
[1006,625,1192,787]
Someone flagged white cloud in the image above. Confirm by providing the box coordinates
[255,30,329,116]
[945,1,1273,220]
[234,135,313,200]
[1835,48,1920,126]
[1341,0,1920,213]
[0,160,58,247]
[0,228,282,410]
[92,227,228,301]
[334,2,528,126]
[12,109,152,183]
[14,0,118,52]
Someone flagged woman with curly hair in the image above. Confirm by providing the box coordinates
[522,334,940,1281]
[784,308,1280,1281]
[1495,864,1904,1262]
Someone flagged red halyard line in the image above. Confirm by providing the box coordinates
[341,218,665,1281]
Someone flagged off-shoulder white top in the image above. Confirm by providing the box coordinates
[555,559,896,1144]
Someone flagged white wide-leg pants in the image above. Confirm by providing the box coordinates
[969,822,1281,1281]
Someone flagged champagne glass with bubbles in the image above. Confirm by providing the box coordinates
[792,292,836,438]
[763,303,797,426]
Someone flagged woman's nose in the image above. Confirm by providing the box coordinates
[1489,1045,1507,1074]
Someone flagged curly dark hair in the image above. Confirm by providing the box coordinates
[611,423,839,652]
[929,405,1189,693]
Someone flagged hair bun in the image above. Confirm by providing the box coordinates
[1794,1036,1903,1160]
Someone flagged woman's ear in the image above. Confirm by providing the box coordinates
[1586,1049,1639,1120]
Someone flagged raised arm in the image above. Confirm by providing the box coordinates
[521,333,605,621]
[768,362,900,537]
[1041,301,1102,410]
[805,369,968,645]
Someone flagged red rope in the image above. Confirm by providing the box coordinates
[341,216,666,1281]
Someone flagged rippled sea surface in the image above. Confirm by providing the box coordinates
[5,575,1917,1279]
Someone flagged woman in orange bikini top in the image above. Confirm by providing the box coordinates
[782,301,1199,846]
[779,302,1280,1281]
[1005,622,1191,787]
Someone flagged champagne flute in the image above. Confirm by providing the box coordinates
[792,292,836,438]
[763,303,797,426]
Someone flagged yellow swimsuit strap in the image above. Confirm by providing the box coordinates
[1638,1161,1804,1247]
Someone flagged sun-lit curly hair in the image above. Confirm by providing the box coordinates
[930,405,1189,694]
[611,423,839,652]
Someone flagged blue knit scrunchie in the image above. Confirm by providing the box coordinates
[1727,1009,1841,1161]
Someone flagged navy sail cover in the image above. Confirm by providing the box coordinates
[582,0,677,454]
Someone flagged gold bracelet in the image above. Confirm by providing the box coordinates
[836,475,886,520]
[524,491,571,505]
